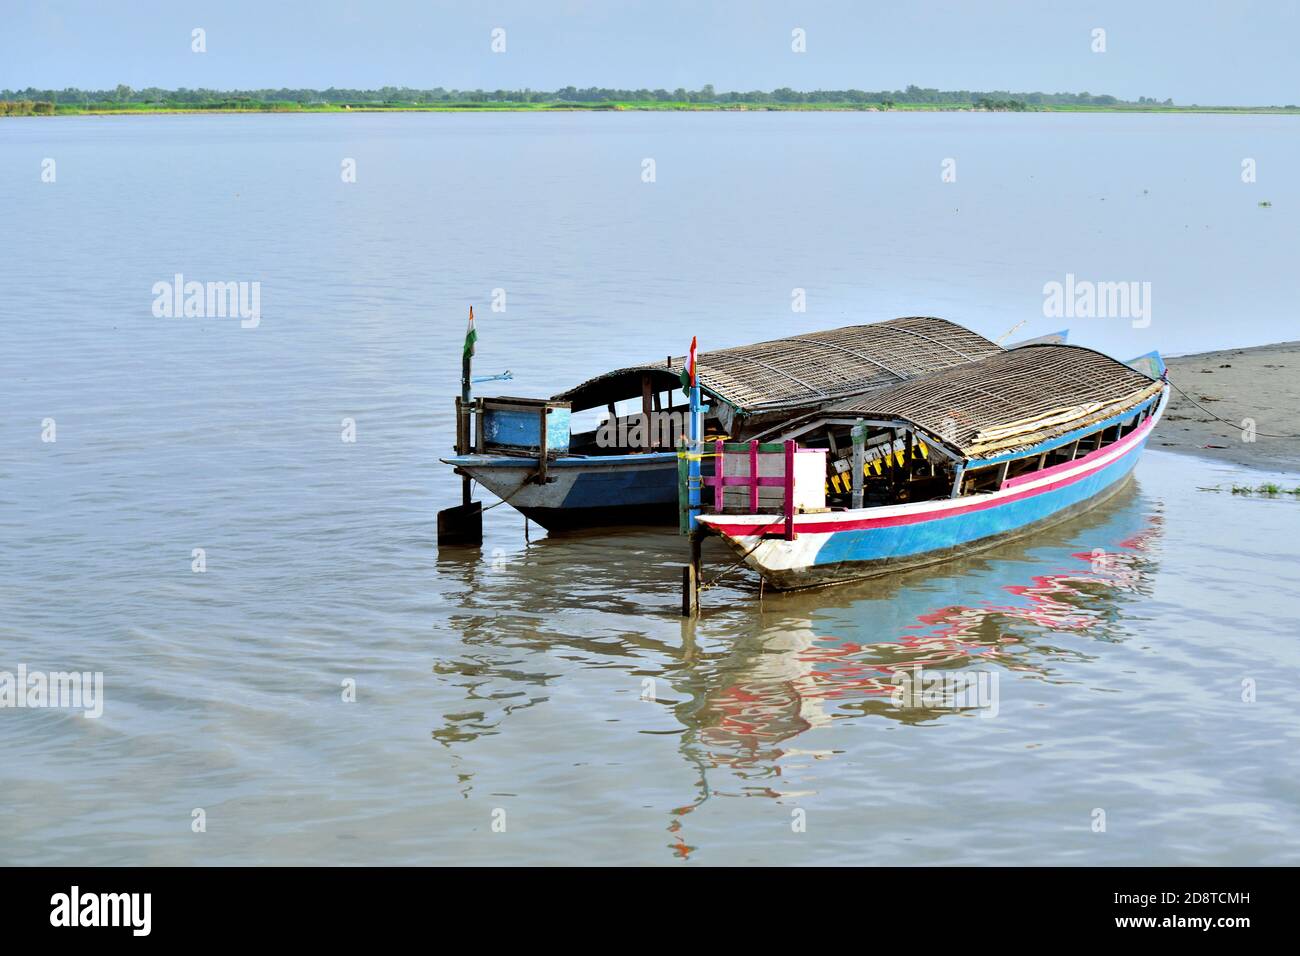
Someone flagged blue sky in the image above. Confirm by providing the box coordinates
[3,0,1296,104]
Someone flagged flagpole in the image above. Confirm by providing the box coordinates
[687,337,701,531]
[439,304,484,547]
[682,337,704,616]
[462,306,474,408]
[688,383,702,530]
[461,306,474,507]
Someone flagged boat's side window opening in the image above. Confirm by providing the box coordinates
[1046,441,1079,467]
[956,412,1149,495]
[1115,411,1141,438]
[567,406,610,450]
[1004,454,1044,482]
[961,463,1004,495]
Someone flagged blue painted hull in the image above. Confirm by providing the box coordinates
[699,392,1165,589]
[817,438,1145,568]
[442,451,705,531]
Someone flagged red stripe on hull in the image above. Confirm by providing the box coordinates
[1001,422,1143,489]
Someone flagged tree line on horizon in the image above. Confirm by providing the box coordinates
[1,84,1176,109]
[0,100,56,115]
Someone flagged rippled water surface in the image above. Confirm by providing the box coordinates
[2,113,1298,864]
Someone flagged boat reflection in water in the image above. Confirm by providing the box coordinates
[663,483,1161,857]
[429,480,1160,859]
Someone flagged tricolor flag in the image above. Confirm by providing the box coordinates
[463,306,477,358]
[679,335,698,390]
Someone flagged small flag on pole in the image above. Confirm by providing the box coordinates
[678,336,699,391]
[463,306,477,358]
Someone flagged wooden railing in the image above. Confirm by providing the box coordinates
[702,439,798,540]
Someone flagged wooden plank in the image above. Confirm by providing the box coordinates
[682,531,702,617]
[641,374,656,449]
[682,565,697,616]
[784,440,796,540]
[714,439,725,511]
[454,396,466,455]
[851,419,865,509]
[536,406,549,484]
[677,452,690,534]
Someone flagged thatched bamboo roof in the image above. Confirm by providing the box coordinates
[555,317,1002,414]
[824,344,1165,460]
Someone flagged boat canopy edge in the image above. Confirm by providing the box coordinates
[551,316,1003,415]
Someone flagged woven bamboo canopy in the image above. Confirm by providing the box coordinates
[554,316,1003,415]
[822,344,1165,460]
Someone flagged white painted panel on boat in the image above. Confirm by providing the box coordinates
[794,450,828,512]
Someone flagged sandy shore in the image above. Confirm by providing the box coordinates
[1158,342,1300,473]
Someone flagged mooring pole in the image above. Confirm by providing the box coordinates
[437,306,484,548]
[682,528,702,617]
[460,307,474,506]
[681,359,704,617]
[687,383,702,530]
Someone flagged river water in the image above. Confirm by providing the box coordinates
[1,111,1298,864]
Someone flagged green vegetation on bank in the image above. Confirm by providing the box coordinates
[4,85,1297,116]
[1202,483,1300,497]
[1,100,57,115]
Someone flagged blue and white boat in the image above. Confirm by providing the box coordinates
[443,317,1005,531]
[693,344,1168,589]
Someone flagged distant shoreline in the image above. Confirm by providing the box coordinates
[5,103,1300,118]
[7,85,1297,117]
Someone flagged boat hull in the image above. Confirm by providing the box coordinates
[441,452,684,531]
[698,390,1166,590]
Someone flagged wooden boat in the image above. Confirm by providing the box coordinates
[442,317,1003,531]
[691,344,1168,590]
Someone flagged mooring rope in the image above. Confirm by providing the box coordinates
[1165,374,1300,440]
[698,521,784,591]
[479,477,532,512]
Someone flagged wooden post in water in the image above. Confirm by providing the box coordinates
[682,529,702,617]
[460,308,474,506]
[438,306,483,547]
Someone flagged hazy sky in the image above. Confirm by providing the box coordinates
[3,0,1296,104]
